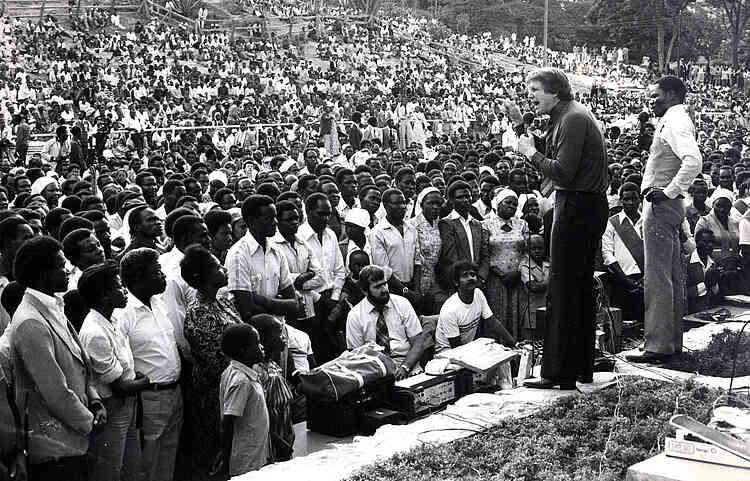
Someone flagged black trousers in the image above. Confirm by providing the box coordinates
[29,455,88,481]
[542,191,608,382]
[609,274,644,323]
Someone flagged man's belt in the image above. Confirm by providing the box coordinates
[145,381,179,391]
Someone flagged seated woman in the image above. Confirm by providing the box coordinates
[696,190,740,259]
[686,228,720,314]
[695,190,743,293]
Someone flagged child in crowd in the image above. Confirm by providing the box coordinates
[519,234,550,338]
[328,250,371,347]
[252,314,296,462]
[218,324,270,477]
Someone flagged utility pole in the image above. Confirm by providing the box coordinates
[543,0,549,66]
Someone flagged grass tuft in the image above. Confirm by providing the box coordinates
[662,328,750,377]
[348,377,720,481]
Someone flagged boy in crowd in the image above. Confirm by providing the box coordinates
[219,324,270,477]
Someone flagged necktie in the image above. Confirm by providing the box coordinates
[374,305,390,355]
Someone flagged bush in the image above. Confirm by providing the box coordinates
[349,377,719,481]
[662,328,750,377]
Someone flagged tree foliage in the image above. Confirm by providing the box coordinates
[705,0,750,67]
[588,0,693,72]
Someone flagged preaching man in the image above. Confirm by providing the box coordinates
[513,67,609,389]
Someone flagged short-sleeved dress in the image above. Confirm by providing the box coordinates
[184,293,241,479]
[482,213,529,339]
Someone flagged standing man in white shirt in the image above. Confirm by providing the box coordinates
[298,193,346,361]
[626,76,702,363]
[369,188,422,294]
[159,215,212,361]
[225,195,299,323]
[116,248,182,481]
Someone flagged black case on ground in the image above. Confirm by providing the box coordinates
[306,376,395,437]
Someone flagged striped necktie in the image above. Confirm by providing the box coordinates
[373,304,390,355]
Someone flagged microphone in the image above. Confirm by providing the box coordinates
[514,112,535,137]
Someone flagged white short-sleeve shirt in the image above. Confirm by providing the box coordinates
[220,360,269,476]
[435,289,493,353]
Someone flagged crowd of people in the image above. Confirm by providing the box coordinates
[0,1,748,480]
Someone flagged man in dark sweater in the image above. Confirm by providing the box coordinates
[513,68,609,390]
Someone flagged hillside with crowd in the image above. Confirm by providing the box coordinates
[0,1,748,480]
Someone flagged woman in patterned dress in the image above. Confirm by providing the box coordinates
[181,245,241,480]
[409,187,444,308]
[482,189,530,339]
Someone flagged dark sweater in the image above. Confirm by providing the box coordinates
[531,100,609,193]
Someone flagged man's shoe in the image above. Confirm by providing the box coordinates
[624,351,672,364]
[523,378,576,390]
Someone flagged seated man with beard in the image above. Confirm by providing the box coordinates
[346,265,425,380]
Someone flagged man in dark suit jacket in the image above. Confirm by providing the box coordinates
[9,237,105,481]
[437,181,489,292]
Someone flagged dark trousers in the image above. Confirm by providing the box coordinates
[29,455,88,481]
[542,191,608,382]
[609,274,644,323]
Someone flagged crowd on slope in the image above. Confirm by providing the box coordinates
[0,3,748,481]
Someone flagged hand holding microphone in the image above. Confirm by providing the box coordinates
[518,132,537,159]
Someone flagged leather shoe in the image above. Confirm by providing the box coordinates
[523,378,576,390]
[624,351,672,363]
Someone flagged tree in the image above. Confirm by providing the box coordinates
[706,0,750,67]
[587,0,694,72]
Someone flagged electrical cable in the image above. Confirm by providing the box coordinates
[727,318,750,405]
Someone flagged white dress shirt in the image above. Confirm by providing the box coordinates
[447,209,475,261]
[601,211,643,276]
[115,293,181,384]
[159,248,194,360]
[225,231,292,297]
[297,223,346,300]
[369,217,422,285]
[346,294,422,364]
[643,104,702,199]
[79,309,136,398]
[271,233,325,319]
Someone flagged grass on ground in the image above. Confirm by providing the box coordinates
[348,377,719,481]
[662,328,750,377]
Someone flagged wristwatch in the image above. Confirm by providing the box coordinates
[400,364,410,372]
[402,287,409,295]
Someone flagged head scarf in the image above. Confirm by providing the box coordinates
[414,186,440,218]
[709,187,734,206]
[492,188,518,212]
[30,176,58,196]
